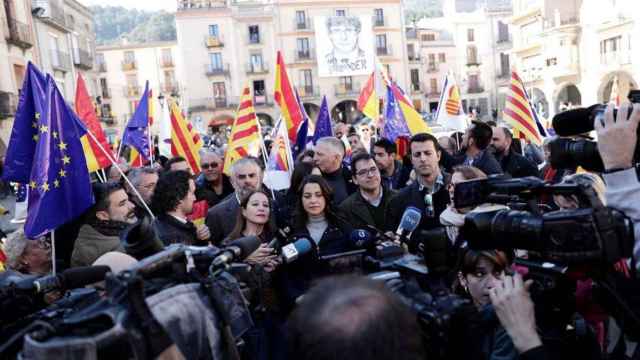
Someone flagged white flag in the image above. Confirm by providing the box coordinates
[435,73,468,131]
[159,100,172,158]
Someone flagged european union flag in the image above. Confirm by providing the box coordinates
[24,76,94,238]
[122,81,151,160]
[383,85,410,142]
[3,62,46,183]
[312,96,333,144]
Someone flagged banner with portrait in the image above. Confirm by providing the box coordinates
[315,15,374,77]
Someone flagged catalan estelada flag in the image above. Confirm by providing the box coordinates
[389,82,431,135]
[223,85,261,176]
[75,74,114,172]
[357,72,379,121]
[169,100,203,174]
[274,51,304,144]
[503,71,543,146]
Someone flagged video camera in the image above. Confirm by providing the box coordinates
[549,90,640,172]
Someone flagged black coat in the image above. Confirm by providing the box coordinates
[195,174,234,208]
[153,214,199,245]
[321,166,358,205]
[385,174,451,239]
[338,187,396,231]
[496,150,540,178]
[451,150,503,176]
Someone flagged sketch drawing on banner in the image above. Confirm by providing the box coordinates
[316,15,374,77]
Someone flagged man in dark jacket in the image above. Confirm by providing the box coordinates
[491,126,539,178]
[314,136,357,204]
[454,121,503,176]
[340,152,395,231]
[373,138,410,190]
[386,133,450,240]
[151,170,210,245]
[71,182,136,267]
[195,149,233,207]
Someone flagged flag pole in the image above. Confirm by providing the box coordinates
[51,230,57,275]
[279,115,295,178]
[84,129,155,219]
[255,117,277,200]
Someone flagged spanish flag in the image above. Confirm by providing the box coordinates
[169,100,203,174]
[75,74,114,172]
[223,85,261,175]
[503,71,543,146]
[274,51,304,144]
[357,72,379,121]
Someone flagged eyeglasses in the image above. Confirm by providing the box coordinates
[355,167,379,177]
[201,162,219,170]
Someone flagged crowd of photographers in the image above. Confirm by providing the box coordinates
[1,102,640,359]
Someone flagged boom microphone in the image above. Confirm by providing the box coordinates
[16,265,111,293]
[211,236,261,268]
[396,207,422,243]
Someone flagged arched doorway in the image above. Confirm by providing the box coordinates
[256,113,274,127]
[303,103,320,123]
[209,114,233,135]
[529,88,549,119]
[331,100,362,124]
[599,71,637,104]
[555,84,581,113]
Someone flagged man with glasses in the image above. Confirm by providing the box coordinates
[125,167,158,219]
[339,152,396,231]
[195,149,233,207]
[386,133,450,241]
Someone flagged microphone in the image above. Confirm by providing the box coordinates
[396,207,422,243]
[16,265,111,293]
[280,237,316,264]
[211,236,261,268]
[350,229,376,249]
[551,104,602,136]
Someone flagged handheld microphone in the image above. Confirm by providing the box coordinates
[280,237,316,264]
[350,229,376,249]
[212,236,261,268]
[16,265,111,293]
[396,207,422,243]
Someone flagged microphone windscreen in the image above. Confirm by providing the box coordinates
[350,229,374,249]
[399,207,422,233]
[228,236,261,259]
[292,237,315,256]
[60,265,111,289]
[552,104,601,136]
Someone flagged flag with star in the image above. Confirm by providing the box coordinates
[3,62,47,183]
[24,76,94,239]
[122,81,151,164]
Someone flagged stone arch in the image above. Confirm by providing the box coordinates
[331,100,362,124]
[529,87,549,119]
[554,83,581,113]
[598,71,638,103]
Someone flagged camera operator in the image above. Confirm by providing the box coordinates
[287,275,424,360]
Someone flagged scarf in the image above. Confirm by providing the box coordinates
[87,218,131,237]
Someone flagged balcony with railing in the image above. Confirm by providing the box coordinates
[406,28,418,39]
[294,17,312,31]
[41,0,68,30]
[427,63,439,73]
[161,57,174,68]
[123,85,141,98]
[247,33,262,45]
[245,62,269,74]
[466,56,481,66]
[376,44,393,56]
[189,96,239,111]
[373,15,386,27]
[5,18,33,49]
[409,82,424,94]
[408,54,421,64]
[98,63,107,72]
[204,35,224,48]
[253,94,273,107]
[121,60,137,71]
[178,0,228,10]
[334,83,361,98]
[51,50,71,72]
[73,48,93,69]
[205,63,230,77]
[0,91,19,119]
[294,49,315,63]
[161,82,180,95]
[467,85,485,94]
[600,51,632,67]
[426,90,441,99]
[298,85,320,100]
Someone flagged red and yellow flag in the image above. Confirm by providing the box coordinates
[357,72,379,121]
[75,74,114,172]
[169,100,203,174]
[503,71,543,146]
[223,86,261,175]
[274,51,304,143]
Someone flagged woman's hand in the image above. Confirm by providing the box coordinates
[245,244,277,266]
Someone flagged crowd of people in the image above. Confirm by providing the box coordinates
[1,101,640,360]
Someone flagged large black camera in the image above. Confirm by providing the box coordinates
[549,90,640,172]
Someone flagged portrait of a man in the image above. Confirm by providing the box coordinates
[316,15,373,77]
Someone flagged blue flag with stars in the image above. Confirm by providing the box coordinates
[3,62,47,183]
[383,85,410,141]
[312,96,333,144]
[122,81,151,160]
[24,76,94,238]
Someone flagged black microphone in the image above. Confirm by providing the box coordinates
[16,265,111,293]
[350,229,376,249]
[211,236,261,268]
[280,237,317,264]
[396,207,422,243]
[551,104,603,136]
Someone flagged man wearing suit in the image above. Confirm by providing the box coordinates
[386,133,450,240]
[205,157,264,245]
